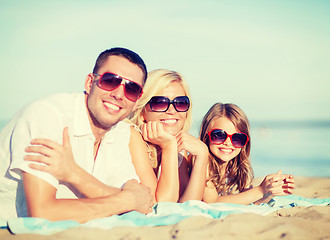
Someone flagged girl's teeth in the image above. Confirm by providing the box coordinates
[220,148,233,153]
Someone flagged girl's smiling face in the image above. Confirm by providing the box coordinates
[142,81,187,136]
[208,117,242,164]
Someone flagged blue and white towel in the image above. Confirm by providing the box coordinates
[1,195,329,235]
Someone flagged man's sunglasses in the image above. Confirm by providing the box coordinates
[94,72,143,102]
[148,96,190,112]
[208,129,249,148]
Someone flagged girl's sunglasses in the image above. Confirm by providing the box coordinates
[208,129,249,148]
[148,96,190,112]
[94,72,143,102]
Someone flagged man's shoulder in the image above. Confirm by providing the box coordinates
[6,93,83,129]
[24,92,82,113]
[34,92,81,105]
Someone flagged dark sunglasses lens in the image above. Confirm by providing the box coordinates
[149,97,169,111]
[99,73,121,90]
[232,133,248,148]
[124,81,143,101]
[174,96,190,112]
[210,130,227,144]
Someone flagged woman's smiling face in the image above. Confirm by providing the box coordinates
[142,81,187,136]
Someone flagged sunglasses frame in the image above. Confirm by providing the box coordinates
[94,72,143,102]
[148,96,190,112]
[208,129,249,148]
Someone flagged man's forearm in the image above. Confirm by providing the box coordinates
[28,190,135,223]
[23,172,133,223]
[69,166,121,198]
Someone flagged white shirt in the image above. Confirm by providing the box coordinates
[0,93,139,219]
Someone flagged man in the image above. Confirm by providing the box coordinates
[0,47,154,223]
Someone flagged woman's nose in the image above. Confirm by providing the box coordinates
[165,103,177,114]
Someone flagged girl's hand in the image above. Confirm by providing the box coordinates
[283,174,295,194]
[24,127,78,183]
[176,131,208,161]
[142,121,176,150]
[259,170,295,198]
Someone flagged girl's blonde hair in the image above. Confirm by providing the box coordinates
[129,69,192,167]
[199,103,253,195]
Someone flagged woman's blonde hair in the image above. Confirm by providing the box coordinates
[199,103,253,195]
[129,69,192,168]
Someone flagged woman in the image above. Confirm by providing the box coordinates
[129,69,209,202]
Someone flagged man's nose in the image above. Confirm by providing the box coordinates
[110,84,125,100]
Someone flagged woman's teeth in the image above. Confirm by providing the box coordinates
[161,119,177,124]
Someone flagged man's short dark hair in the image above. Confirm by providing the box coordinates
[93,47,147,84]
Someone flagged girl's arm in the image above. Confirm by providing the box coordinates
[203,181,265,204]
[140,122,180,202]
[203,171,295,205]
[253,171,295,205]
[176,132,209,203]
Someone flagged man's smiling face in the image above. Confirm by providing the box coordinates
[85,55,144,132]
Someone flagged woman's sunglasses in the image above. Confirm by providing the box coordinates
[94,72,143,102]
[148,96,190,112]
[208,129,249,148]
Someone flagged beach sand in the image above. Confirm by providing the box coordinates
[1,176,329,240]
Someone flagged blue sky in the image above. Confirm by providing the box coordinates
[1,0,330,129]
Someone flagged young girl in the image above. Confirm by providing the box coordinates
[200,103,295,205]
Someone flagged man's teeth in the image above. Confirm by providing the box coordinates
[104,102,120,111]
[161,119,177,124]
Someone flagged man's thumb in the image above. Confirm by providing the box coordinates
[63,127,71,146]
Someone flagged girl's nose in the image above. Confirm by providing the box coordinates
[223,136,232,146]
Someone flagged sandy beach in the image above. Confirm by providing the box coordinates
[1,176,329,240]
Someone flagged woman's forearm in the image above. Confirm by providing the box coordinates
[156,141,180,202]
[179,155,208,202]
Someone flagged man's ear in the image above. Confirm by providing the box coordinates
[84,73,94,94]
